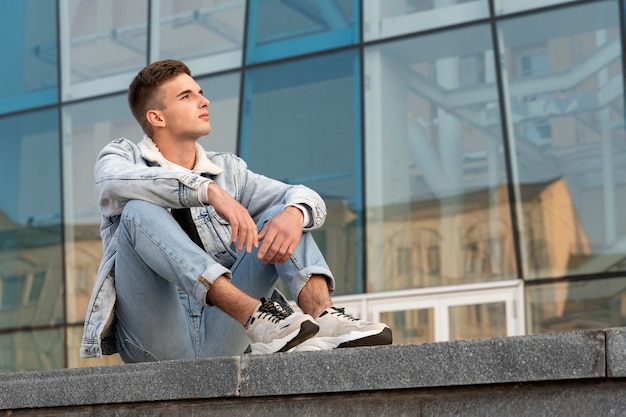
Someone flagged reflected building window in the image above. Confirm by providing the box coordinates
[1,270,46,309]
[364,23,517,290]
[397,247,413,276]
[460,54,486,87]
[463,223,506,279]
[499,0,624,278]
[1,275,25,308]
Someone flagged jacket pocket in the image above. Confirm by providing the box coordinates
[198,209,238,265]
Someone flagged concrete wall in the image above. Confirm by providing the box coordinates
[2,328,625,416]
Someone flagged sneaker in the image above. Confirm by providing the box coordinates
[290,306,392,352]
[245,298,319,355]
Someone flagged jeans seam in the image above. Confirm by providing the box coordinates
[119,337,160,362]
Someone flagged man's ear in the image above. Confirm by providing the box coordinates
[146,110,165,128]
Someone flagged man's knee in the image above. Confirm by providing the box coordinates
[121,200,166,222]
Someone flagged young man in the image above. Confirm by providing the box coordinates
[80,59,391,362]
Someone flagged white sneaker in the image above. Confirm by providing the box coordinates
[290,306,392,352]
[245,298,319,355]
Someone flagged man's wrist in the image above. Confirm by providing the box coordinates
[206,181,217,204]
[285,204,308,227]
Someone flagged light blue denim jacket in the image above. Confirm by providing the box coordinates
[80,136,327,358]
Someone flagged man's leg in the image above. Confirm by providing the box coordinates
[115,200,316,360]
[115,200,260,361]
[230,206,392,351]
[199,205,334,356]
[297,275,333,318]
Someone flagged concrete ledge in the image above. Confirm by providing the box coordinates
[0,357,240,409]
[0,328,622,415]
[240,329,605,396]
[607,327,626,377]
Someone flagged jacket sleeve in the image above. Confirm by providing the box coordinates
[94,138,208,217]
[227,154,327,231]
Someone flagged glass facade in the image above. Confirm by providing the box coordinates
[241,50,362,295]
[1,0,625,372]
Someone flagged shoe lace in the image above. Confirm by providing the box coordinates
[330,306,358,321]
[257,298,290,323]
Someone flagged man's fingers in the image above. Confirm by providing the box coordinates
[229,214,258,252]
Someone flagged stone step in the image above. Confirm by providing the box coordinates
[1,328,625,416]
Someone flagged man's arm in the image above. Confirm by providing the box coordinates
[206,182,258,253]
[95,138,207,216]
[236,167,327,232]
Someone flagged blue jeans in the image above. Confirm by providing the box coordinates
[113,200,334,362]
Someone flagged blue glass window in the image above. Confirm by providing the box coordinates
[62,93,137,323]
[363,0,488,41]
[63,0,148,101]
[363,24,516,291]
[240,49,362,295]
[157,0,246,74]
[498,0,625,279]
[0,0,58,115]
[245,0,358,64]
[0,109,63,330]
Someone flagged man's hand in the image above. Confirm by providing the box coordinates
[257,206,304,264]
[207,182,258,252]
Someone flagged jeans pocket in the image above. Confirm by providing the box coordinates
[118,338,160,363]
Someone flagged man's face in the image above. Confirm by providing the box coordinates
[156,73,211,139]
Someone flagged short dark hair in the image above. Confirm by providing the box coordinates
[128,59,192,136]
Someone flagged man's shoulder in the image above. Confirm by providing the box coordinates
[104,137,141,152]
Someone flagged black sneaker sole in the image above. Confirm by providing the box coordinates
[278,320,319,353]
[337,327,393,348]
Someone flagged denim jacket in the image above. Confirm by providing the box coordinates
[80,136,327,358]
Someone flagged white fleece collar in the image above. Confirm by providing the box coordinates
[138,135,223,175]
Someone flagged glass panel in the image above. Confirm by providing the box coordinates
[157,0,245,74]
[495,0,582,15]
[0,109,64,329]
[526,276,626,334]
[197,71,241,154]
[364,24,517,292]
[498,1,625,279]
[246,0,358,64]
[240,50,361,296]
[62,94,138,323]
[0,329,63,372]
[0,0,58,115]
[449,302,507,340]
[64,0,148,100]
[380,308,435,344]
[363,0,489,42]
[66,325,123,368]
